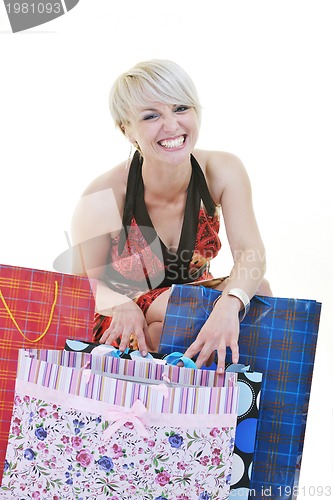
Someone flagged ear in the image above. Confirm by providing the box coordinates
[120,123,135,143]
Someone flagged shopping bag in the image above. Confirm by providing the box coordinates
[24,347,262,497]
[0,263,95,479]
[1,349,239,499]
[225,367,262,498]
[160,284,321,500]
[62,340,263,497]
[22,345,238,389]
[64,337,202,372]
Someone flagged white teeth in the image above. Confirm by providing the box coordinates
[159,136,185,148]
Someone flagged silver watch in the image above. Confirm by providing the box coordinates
[227,288,250,322]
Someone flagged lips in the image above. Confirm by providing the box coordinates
[158,135,186,149]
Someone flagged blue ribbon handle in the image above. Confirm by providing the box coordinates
[110,347,130,358]
[164,352,197,369]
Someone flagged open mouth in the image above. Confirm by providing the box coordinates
[158,135,186,149]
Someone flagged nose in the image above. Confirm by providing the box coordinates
[162,112,179,133]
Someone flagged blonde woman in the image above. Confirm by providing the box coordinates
[71,59,272,373]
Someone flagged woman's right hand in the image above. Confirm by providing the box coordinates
[99,300,149,356]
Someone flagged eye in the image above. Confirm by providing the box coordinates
[143,113,159,121]
[174,105,189,113]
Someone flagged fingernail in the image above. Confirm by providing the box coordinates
[217,367,224,374]
[141,351,147,357]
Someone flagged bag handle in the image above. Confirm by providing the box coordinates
[164,352,197,369]
[253,295,271,306]
[0,281,59,343]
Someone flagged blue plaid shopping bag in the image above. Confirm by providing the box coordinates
[160,284,321,500]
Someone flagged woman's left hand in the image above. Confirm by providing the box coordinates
[183,297,241,373]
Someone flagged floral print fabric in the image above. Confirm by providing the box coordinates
[1,391,235,499]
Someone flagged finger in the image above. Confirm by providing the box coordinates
[216,345,227,374]
[105,330,122,346]
[183,339,203,361]
[100,325,118,345]
[230,340,239,364]
[194,357,204,369]
[101,322,127,348]
[195,346,215,369]
[136,325,149,357]
[118,330,132,351]
[99,324,115,344]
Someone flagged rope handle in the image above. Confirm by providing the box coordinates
[0,281,59,343]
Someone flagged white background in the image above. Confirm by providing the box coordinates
[0,0,332,494]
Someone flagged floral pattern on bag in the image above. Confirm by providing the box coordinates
[1,394,235,499]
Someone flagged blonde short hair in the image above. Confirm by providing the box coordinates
[109,59,201,130]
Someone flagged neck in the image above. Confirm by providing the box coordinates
[141,155,192,199]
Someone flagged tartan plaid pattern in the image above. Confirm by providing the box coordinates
[160,285,321,499]
[0,264,95,478]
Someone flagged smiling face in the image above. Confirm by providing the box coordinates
[124,102,200,166]
[109,60,202,166]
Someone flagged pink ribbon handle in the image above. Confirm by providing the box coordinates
[150,380,170,398]
[103,399,150,439]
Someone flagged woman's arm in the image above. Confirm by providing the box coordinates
[184,151,267,372]
[71,168,149,355]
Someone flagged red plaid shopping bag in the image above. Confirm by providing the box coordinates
[0,263,95,479]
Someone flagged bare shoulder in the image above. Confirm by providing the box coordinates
[72,161,128,242]
[194,149,246,175]
[193,149,249,203]
[82,161,128,198]
[77,161,129,217]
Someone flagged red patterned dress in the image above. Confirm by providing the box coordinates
[93,152,222,346]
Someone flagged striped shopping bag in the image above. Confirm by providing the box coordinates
[1,349,239,499]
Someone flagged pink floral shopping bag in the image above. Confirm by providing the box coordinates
[1,349,239,499]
